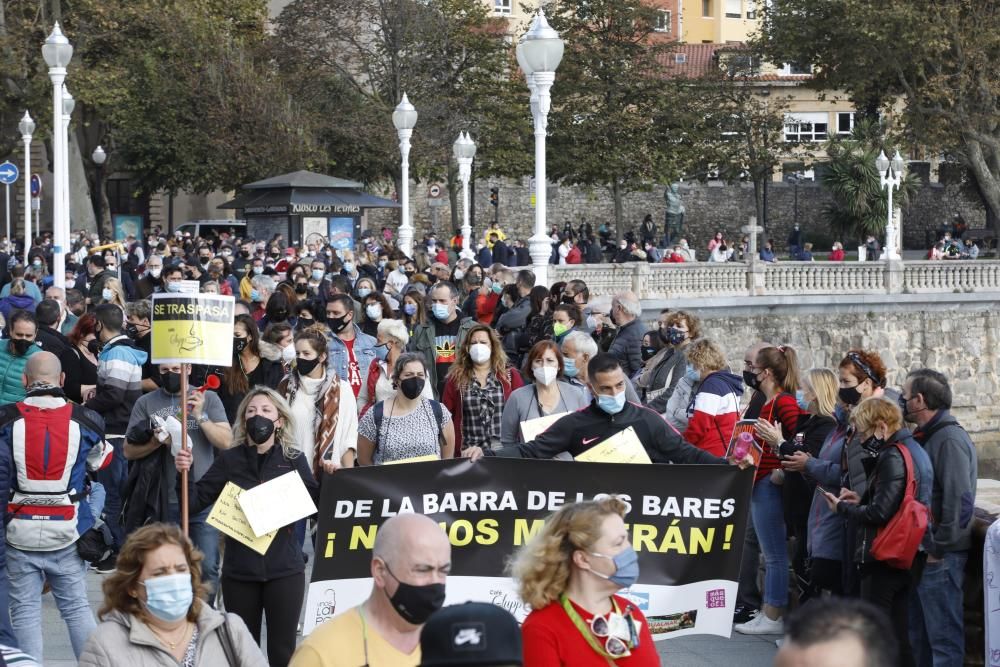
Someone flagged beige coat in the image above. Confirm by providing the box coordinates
[78,605,267,667]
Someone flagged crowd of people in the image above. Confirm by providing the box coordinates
[0,223,981,666]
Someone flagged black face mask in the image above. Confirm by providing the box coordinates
[245,415,276,445]
[240,250,250,258]
[297,317,314,329]
[10,339,32,357]
[273,309,289,322]
[161,371,182,394]
[124,323,140,339]
[233,337,248,354]
[296,357,320,377]
[743,369,760,391]
[838,385,863,407]
[860,434,885,456]
[294,284,308,295]
[383,565,446,625]
[328,314,350,334]
[640,346,657,362]
[399,376,425,400]
[87,339,101,356]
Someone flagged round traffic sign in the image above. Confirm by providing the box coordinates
[0,161,19,186]
[30,174,42,196]
[428,184,442,198]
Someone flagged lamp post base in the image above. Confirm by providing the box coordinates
[529,233,551,286]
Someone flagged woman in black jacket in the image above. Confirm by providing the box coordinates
[176,387,334,667]
[635,310,700,411]
[822,396,912,666]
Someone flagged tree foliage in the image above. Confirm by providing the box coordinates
[758,0,1000,229]
[821,119,920,243]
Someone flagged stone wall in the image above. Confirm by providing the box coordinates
[631,296,1000,477]
[367,178,988,254]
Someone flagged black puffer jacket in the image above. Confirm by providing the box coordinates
[836,440,906,565]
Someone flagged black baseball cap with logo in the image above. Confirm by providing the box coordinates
[419,602,523,667]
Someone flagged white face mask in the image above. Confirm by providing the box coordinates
[533,366,558,387]
[102,288,113,301]
[365,304,383,320]
[281,344,296,363]
[148,268,162,279]
[469,343,491,364]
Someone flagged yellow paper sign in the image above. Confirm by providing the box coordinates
[206,482,277,555]
[576,426,652,464]
[520,412,570,442]
[385,455,439,465]
[150,294,235,366]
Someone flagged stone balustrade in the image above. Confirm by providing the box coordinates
[549,260,1000,298]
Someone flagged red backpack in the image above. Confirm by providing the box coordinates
[870,444,930,569]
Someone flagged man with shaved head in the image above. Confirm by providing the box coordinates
[1,351,112,660]
[291,513,452,667]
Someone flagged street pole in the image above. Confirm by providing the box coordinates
[4,185,9,242]
[453,132,476,260]
[43,23,73,289]
[20,112,35,265]
[392,94,418,259]
[876,150,904,260]
[62,86,74,255]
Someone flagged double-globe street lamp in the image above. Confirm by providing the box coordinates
[42,22,72,289]
[517,9,563,286]
[18,112,35,265]
[392,94,418,258]
[875,149,905,261]
[453,132,476,260]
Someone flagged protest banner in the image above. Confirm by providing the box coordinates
[150,293,235,366]
[303,458,753,640]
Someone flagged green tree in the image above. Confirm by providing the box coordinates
[821,119,919,245]
[543,0,702,241]
[758,0,1000,231]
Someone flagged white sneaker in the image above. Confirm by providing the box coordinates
[734,612,783,635]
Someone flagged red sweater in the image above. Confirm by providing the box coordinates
[522,595,661,667]
[755,393,802,482]
[441,368,523,454]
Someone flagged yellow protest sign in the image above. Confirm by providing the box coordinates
[150,294,235,366]
[576,426,652,464]
[384,455,439,465]
[206,482,277,555]
[520,411,569,442]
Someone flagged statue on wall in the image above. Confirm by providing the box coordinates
[664,183,686,244]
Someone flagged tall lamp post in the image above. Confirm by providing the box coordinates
[392,94,418,259]
[42,22,72,289]
[518,9,563,286]
[92,146,107,237]
[453,132,476,260]
[18,112,34,265]
[876,149,905,260]
[62,85,74,249]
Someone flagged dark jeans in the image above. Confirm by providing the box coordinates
[808,557,843,596]
[222,572,304,667]
[861,560,913,666]
[737,509,762,610]
[909,551,967,667]
[95,437,127,551]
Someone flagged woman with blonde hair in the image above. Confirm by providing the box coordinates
[441,323,523,454]
[514,498,659,666]
[175,387,329,666]
[78,523,266,666]
[682,338,744,456]
[99,277,128,309]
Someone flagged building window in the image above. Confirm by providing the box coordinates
[725,0,741,18]
[703,0,712,17]
[655,10,672,32]
[675,53,688,64]
[746,0,757,18]
[782,62,812,75]
[837,112,855,135]
[784,113,829,142]
[494,0,511,15]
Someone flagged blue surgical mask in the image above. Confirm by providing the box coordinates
[311,269,324,281]
[589,545,640,588]
[596,390,626,415]
[166,282,183,294]
[491,282,503,295]
[404,303,417,316]
[250,289,260,302]
[685,364,700,382]
[357,287,372,299]
[141,573,193,623]
[374,343,389,362]
[432,303,450,320]
[796,389,809,411]
[563,356,578,378]
[344,262,355,273]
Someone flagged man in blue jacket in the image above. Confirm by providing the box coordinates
[324,294,376,399]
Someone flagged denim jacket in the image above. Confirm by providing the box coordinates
[326,324,377,391]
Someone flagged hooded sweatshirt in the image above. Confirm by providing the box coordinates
[683,370,745,457]
[84,335,148,433]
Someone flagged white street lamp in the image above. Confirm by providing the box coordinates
[876,149,905,260]
[453,132,476,260]
[18,112,34,265]
[62,85,74,257]
[519,9,564,285]
[92,146,107,235]
[42,22,72,288]
[392,93,418,259]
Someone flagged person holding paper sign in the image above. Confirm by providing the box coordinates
[176,388,325,667]
[473,355,727,466]
[500,341,586,447]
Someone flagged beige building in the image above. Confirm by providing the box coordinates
[680,0,759,43]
